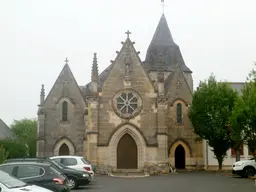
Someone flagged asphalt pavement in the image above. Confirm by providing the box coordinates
[72,172,256,192]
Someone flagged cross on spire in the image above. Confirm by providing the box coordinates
[65,57,69,65]
[161,0,166,14]
[125,30,131,38]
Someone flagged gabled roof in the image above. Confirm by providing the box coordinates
[84,35,156,95]
[144,14,192,73]
[164,64,193,96]
[0,119,13,140]
[44,64,86,104]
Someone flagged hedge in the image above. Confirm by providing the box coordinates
[0,139,28,159]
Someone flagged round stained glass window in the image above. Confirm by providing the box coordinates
[113,90,142,119]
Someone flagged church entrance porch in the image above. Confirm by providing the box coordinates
[117,133,138,169]
[107,124,147,170]
[175,144,185,169]
[169,139,192,169]
[59,143,70,155]
[53,137,75,156]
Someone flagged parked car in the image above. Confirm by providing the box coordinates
[232,158,256,177]
[0,161,70,192]
[4,158,91,189]
[0,170,53,192]
[50,156,94,176]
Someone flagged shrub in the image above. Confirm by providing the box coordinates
[0,139,28,159]
[0,145,8,164]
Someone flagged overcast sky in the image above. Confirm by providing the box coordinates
[0,0,256,125]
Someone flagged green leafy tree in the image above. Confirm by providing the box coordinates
[11,118,37,157]
[188,75,238,170]
[0,144,8,164]
[237,64,256,158]
[229,96,250,161]
[0,139,27,158]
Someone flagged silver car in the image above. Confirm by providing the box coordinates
[0,170,53,192]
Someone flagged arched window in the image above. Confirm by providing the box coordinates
[176,103,182,124]
[62,101,68,121]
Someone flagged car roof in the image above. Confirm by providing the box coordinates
[0,161,51,166]
[50,156,83,159]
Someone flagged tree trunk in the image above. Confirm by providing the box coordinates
[235,150,240,161]
[217,157,223,170]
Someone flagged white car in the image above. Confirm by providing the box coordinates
[0,170,53,192]
[50,156,94,177]
[232,158,256,177]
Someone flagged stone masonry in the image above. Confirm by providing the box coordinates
[37,14,203,174]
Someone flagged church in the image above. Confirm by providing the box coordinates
[37,14,204,173]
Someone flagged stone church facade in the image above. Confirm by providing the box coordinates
[37,14,204,172]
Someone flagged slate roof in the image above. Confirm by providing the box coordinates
[82,14,192,95]
[0,119,13,140]
[143,14,192,73]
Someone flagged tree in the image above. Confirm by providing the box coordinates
[10,118,37,157]
[188,75,238,170]
[0,139,27,158]
[237,64,256,158]
[229,96,249,161]
[0,145,8,164]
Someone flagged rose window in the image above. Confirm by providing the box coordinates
[113,91,142,119]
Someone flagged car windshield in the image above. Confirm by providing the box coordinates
[0,173,27,188]
[81,157,90,165]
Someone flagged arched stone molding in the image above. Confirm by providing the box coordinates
[169,98,189,107]
[108,124,147,169]
[56,97,75,123]
[169,138,192,158]
[57,97,75,106]
[53,137,75,156]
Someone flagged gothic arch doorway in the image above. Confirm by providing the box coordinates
[175,144,185,169]
[117,133,138,169]
[59,143,70,155]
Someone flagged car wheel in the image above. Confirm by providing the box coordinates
[243,167,255,178]
[67,177,77,189]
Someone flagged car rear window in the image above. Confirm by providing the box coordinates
[81,158,90,165]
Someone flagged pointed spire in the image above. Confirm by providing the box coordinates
[144,14,192,73]
[149,14,174,47]
[40,84,45,105]
[91,53,99,93]
[91,53,98,82]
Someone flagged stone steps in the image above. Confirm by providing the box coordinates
[111,169,148,177]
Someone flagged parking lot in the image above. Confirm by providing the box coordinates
[73,172,256,192]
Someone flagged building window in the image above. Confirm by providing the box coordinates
[113,90,142,119]
[62,101,68,121]
[231,144,244,156]
[176,103,182,124]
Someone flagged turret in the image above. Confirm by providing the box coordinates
[91,53,98,94]
[40,84,45,105]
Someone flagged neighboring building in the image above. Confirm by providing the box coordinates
[37,14,203,173]
[0,119,13,140]
[205,82,253,169]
